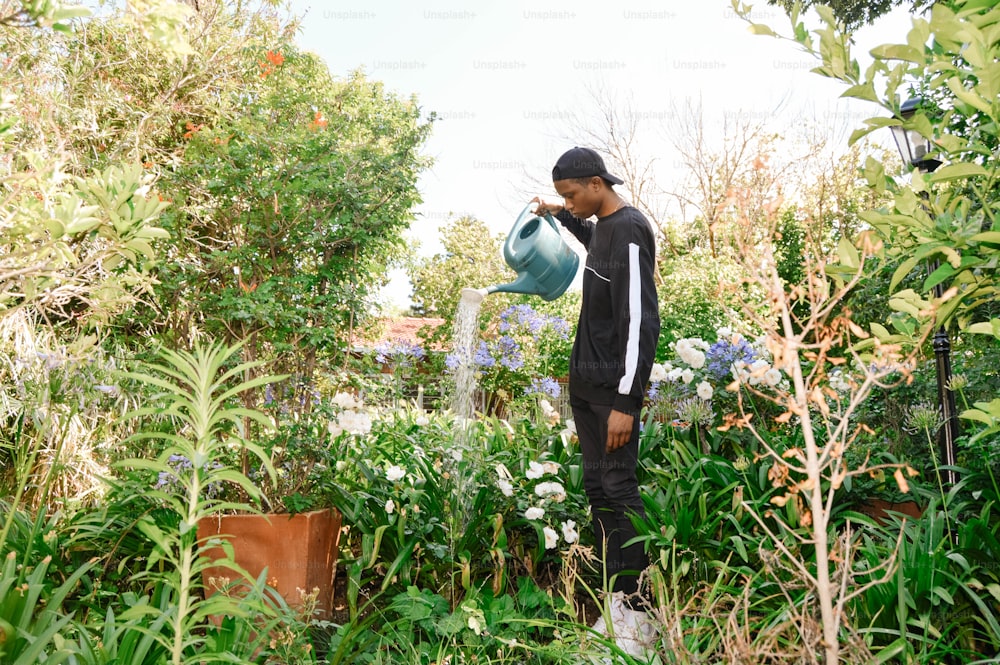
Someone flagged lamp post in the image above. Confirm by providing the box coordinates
[889,97,959,488]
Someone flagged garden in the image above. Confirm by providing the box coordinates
[2,0,1000,663]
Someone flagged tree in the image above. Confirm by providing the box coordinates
[151,50,431,381]
[409,215,514,326]
[764,0,937,31]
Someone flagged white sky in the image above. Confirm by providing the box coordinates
[286,0,916,309]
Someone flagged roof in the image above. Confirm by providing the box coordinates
[351,316,447,352]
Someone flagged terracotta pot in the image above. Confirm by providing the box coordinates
[197,508,342,619]
[858,498,923,524]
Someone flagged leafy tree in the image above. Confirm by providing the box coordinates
[149,49,431,381]
[409,215,516,325]
[763,0,938,31]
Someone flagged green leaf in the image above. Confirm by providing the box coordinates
[748,24,777,36]
[869,44,925,63]
[837,237,860,270]
[928,162,990,182]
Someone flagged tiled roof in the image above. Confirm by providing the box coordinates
[352,317,447,351]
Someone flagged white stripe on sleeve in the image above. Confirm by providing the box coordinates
[618,242,641,395]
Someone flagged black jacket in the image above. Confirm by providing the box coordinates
[556,206,660,415]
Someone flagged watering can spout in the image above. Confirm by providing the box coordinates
[481,204,579,302]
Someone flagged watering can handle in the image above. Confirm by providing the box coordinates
[503,203,558,265]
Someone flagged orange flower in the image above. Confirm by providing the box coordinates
[265,50,284,67]
[309,111,328,131]
[182,121,203,139]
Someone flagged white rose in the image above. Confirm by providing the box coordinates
[649,363,668,383]
[696,381,714,401]
[526,461,545,480]
[681,368,695,384]
[764,368,782,387]
[498,478,514,497]
[385,499,395,514]
[385,465,406,482]
[541,461,560,475]
[525,506,545,520]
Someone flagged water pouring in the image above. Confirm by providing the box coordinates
[473,203,579,302]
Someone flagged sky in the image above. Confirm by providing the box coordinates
[286,0,916,310]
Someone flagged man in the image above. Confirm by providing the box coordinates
[533,146,660,656]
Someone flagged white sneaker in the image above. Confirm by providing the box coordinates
[611,605,656,657]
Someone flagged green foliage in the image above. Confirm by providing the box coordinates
[410,215,514,322]
[655,246,752,350]
[0,160,168,324]
[152,52,430,380]
[117,341,281,664]
[329,411,588,618]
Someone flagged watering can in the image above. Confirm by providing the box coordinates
[463,204,579,304]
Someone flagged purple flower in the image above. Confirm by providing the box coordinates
[526,377,561,399]
[474,341,495,368]
[705,337,757,381]
[647,381,660,401]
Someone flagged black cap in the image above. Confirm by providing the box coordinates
[551,147,624,185]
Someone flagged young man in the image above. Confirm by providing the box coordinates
[533,147,660,655]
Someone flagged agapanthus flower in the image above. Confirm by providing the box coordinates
[705,335,757,381]
[526,377,561,399]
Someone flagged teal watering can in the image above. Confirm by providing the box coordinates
[474,203,579,302]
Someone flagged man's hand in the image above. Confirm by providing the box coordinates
[606,409,635,453]
[531,196,564,217]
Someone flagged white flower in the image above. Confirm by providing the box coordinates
[543,526,559,549]
[716,326,733,339]
[385,498,395,514]
[540,399,556,417]
[385,465,406,482]
[332,391,361,410]
[335,460,347,472]
[338,409,372,435]
[565,419,576,434]
[681,368,695,384]
[649,363,668,383]
[327,421,344,438]
[525,506,545,520]
[666,367,683,382]
[686,349,706,369]
[526,461,545,480]
[498,478,514,497]
[696,381,714,401]
[541,461,560,475]
[415,414,430,426]
[535,482,566,501]
[561,520,579,544]
[764,368,782,387]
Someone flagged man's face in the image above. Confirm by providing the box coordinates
[553,177,602,219]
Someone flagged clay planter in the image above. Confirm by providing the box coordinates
[197,508,342,619]
[858,498,923,524]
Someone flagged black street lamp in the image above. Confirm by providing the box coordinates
[889,97,959,488]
